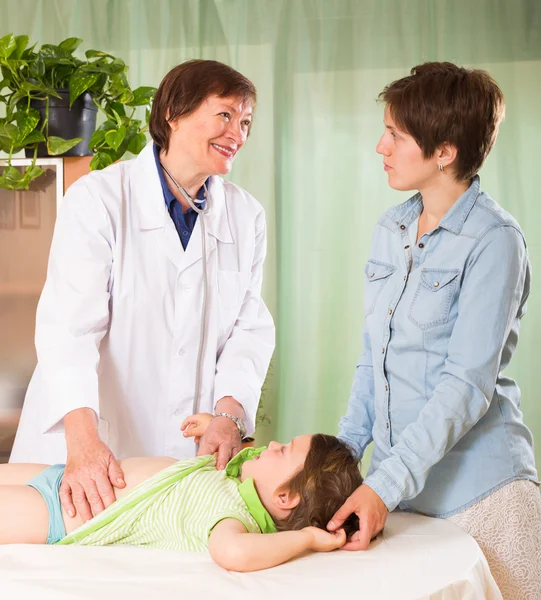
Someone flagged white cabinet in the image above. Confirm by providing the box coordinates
[0,158,64,461]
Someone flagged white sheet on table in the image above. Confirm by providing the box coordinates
[0,512,501,599]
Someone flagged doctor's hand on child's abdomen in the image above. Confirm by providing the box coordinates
[62,456,177,533]
[60,408,127,523]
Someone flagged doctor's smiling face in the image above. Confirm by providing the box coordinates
[167,94,253,177]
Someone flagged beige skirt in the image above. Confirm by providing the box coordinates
[446,479,541,600]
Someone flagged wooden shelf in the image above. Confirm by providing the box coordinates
[63,156,92,193]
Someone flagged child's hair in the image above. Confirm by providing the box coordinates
[378,62,505,181]
[274,434,362,537]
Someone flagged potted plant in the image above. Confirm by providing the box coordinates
[0,33,156,190]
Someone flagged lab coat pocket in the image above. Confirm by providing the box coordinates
[408,268,461,330]
[364,260,396,316]
[217,270,250,336]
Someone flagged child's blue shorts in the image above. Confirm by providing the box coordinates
[26,464,67,544]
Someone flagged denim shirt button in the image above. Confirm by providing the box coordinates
[400,224,406,230]
[433,281,440,287]
[419,243,425,248]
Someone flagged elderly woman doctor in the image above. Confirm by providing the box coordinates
[10,60,275,523]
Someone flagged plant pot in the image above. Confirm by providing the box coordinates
[25,90,97,158]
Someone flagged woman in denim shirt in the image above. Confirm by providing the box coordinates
[329,63,541,599]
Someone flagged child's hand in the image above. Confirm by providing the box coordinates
[181,413,214,443]
[303,526,347,552]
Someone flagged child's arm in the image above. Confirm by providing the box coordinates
[180,413,214,443]
[208,518,346,572]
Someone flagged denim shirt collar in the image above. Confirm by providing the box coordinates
[386,175,481,235]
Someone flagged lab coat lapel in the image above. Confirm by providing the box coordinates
[131,146,233,272]
[178,176,234,273]
[133,142,167,231]
[131,142,185,270]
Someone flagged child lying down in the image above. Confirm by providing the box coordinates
[0,414,362,572]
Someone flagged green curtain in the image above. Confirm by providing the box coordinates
[2,0,540,470]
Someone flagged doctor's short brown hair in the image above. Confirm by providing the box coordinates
[379,62,505,181]
[149,59,257,151]
[274,434,362,537]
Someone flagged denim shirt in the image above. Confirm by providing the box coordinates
[339,176,539,517]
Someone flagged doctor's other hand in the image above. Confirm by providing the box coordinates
[197,415,242,470]
[327,483,389,551]
[61,433,125,522]
[181,412,214,444]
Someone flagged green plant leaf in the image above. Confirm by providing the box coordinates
[68,70,99,105]
[26,165,45,178]
[88,128,105,149]
[46,135,84,155]
[15,106,41,144]
[20,130,46,145]
[88,72,107,95]
[0,122,17,141]
[105,126,126,151]
[59,37,83,54]
[13,164,46,189]
[106,107,121,126]
[0,34,16,59]
[90,151,114,170]
[39,44,71,61]
[106,101,126,117]
[96,119,117,132]
[127,86,156,107]
[52,63,77,87]
[7,90,31,109]
[109,57,126,74]
[13,35,29,59]
[29,53,45,78]
[21,42,37,59]
[2,166,24,184]
[127,132,147,154]
[85,50,114,59]
[20,80,59,96]
[117,89,134,104]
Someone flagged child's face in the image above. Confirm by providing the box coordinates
[241,434,312,493]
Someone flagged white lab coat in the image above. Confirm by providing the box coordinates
[10,143,275,464]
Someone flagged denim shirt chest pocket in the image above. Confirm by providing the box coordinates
[408,268,461,330]
[364,260,396,315]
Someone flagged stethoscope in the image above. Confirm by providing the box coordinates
[160,161,211,419]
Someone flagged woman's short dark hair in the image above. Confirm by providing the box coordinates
[274,434,362,538]
[149,59,257,151]
[379,62,505,180]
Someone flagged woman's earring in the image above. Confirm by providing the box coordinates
[438,163,444,172]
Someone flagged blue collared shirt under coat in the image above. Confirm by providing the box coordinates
[338,176,539,517]
[153,143,207,249]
